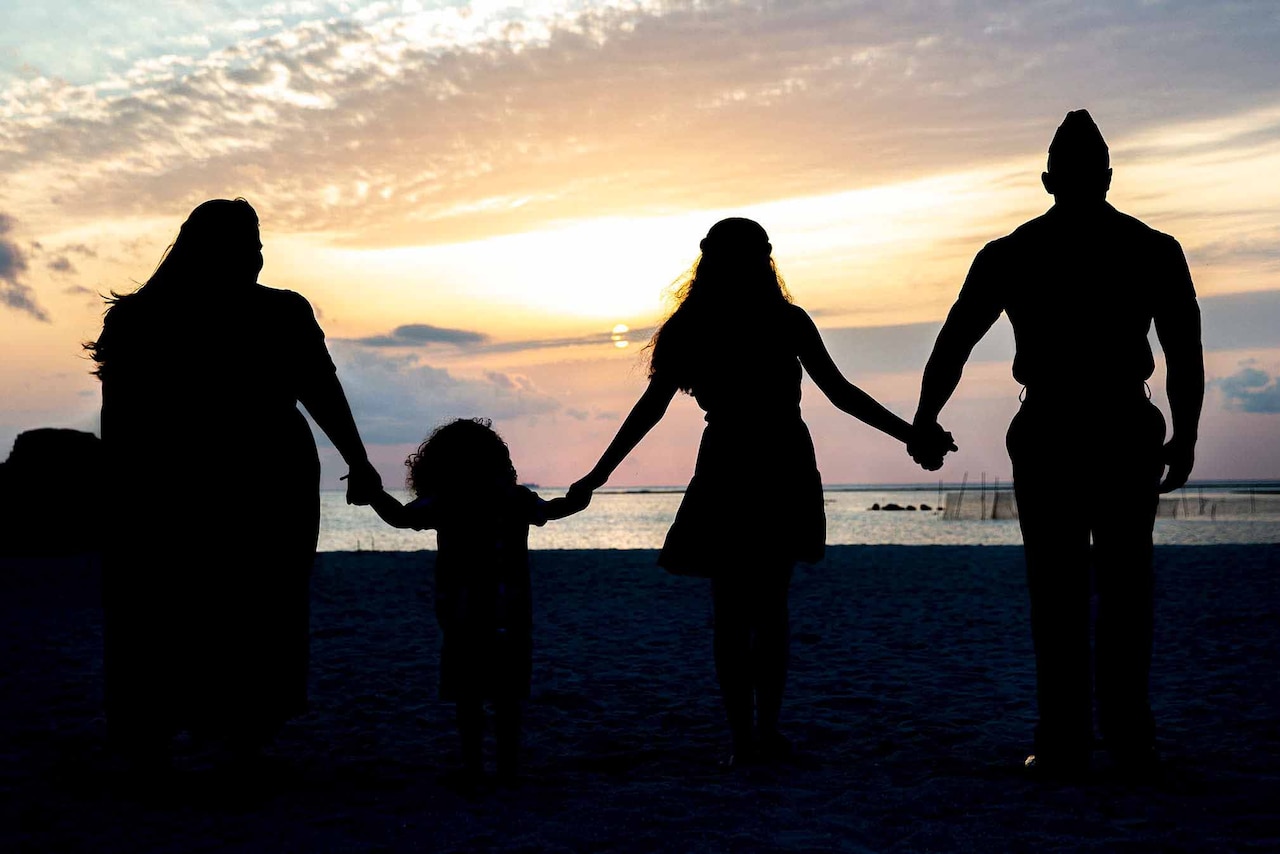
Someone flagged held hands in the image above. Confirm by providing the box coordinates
[343,461,383,506]
[907,420,958,472]
[565,473,604,513]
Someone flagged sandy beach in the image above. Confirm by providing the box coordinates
[2,544,1278,852]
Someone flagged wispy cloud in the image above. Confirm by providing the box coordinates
[4,1,1280,249]
[353,323,488,347]
[344,322,654,355]
[0,213,49,322]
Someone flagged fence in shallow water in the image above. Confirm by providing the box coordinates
[942,491,1019,520]
[940,488,1280,521]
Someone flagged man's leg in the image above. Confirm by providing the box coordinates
[1093,402,1164,766]
[1010,409,1094,771]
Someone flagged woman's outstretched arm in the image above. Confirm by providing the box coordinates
[570,377,680,494]
[292,293,382,503]
[299,371,381,499]
[792,305,921,445]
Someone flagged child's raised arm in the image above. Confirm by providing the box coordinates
[370,489,437,530]
[543,492,590,521]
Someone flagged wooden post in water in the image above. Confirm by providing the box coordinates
[980,472,987,521]
[956,472,968,518]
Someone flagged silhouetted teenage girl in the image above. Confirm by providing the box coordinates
[568,218,954,765]
[370,418,587,784]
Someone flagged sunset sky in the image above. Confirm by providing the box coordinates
[3,0,1279,488]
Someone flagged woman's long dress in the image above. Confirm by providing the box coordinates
[657,308,825,577]
[98,284,333,739]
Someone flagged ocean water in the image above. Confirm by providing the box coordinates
[317,484,1280,552]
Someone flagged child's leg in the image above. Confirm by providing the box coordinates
[455,699,484,775]
[751,564,793,752]
[711,575,754,759]
[494,700,521,778]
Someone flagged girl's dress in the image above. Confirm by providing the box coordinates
[407,486,550,700]
[656,305,826,576]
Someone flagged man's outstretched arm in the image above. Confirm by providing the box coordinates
[914,247,1004,429]
[1153,240,1204,493]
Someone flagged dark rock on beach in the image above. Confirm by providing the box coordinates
[0,429,102,556]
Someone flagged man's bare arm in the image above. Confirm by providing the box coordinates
[914,247,1004,427]
[1153,241,1204,493]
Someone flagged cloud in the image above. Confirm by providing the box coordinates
[0,213,49,322]
[478,326,657,355]
[62,285,95,295]
[343,323,655,355]
[1199,289,1280,352]
[323,341,559,445]
[353,323,488,347]
[4,2,1280,247]
[1189,229,1280,273]
[1217,361,1280,414]
[47,256,74,273]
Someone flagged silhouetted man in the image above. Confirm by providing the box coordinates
[911,110,1204,778]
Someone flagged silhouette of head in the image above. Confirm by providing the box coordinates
[1042,110,1112,202]
[86,198,263,374]
[698,217,772,258]
[646,218,792,390]
[679,217,787,307]
[149,198,263,292]
[406,417,517,499]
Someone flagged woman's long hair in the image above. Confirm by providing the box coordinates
[647,217,792,394]
[87,198,261,376]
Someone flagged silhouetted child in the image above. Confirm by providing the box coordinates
[369,418,587,785]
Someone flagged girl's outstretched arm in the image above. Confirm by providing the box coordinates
[792,305,923,445]
[369,489,436,530]
[570,377,680,496]
[543,494,589,520]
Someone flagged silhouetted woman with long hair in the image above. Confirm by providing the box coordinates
[89,198,380,773]
[569,218,953,765]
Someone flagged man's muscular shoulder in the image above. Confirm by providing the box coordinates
[1109,208,1183,255]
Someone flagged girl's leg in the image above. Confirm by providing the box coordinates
[455,699,484,776]
[711,575,754,759]
[752,564,793,755]
[494,700,521,779]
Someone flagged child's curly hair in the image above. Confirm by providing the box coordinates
[405,417,517,498]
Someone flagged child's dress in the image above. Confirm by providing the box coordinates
[406,486,550,701]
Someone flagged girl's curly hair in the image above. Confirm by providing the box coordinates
[405,417,517,498]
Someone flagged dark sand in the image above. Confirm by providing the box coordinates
[2,545,1278,852]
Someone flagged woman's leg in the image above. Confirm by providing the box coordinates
[751,564,793,752]
[711,576,754,759]
[494,700,521,779]
[455,699,484,776]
